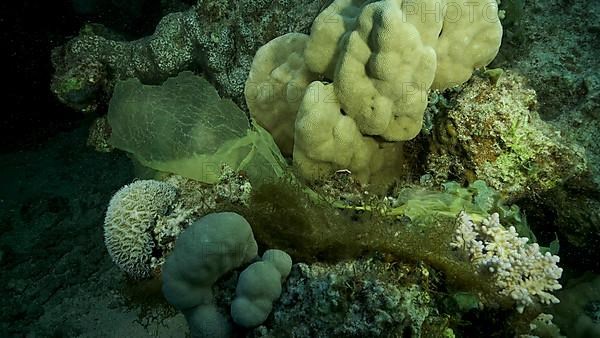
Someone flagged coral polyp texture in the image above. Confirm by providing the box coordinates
[452,211,563,313]
[104,180,178,279]
[245,0,503,183]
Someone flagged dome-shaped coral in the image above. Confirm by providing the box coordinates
[104,180,177,278]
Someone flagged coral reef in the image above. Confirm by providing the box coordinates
[86,116,113,152]
[107,71,286,185]
[485,0,600,269]
[495,0,599,121]
[104,166,253,279]
[14,0,600,336]
[245,0,503,183]
[250,258,443,338]
[53,0,599,336]
[427,70,587,200]
[51,0,324,112]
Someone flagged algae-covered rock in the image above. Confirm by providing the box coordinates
[427,71,587,200]
[108,71,286,185]
[51,1,323,112]
[250,259,442,338]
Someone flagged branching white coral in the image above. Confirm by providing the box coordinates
[451,211,563,313]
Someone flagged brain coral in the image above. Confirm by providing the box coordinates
[104,180,177,279]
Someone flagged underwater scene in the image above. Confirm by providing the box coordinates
[1,0,599,337]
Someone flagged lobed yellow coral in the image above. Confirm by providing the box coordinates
[244,33,319,155]
[246,0,503,183]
